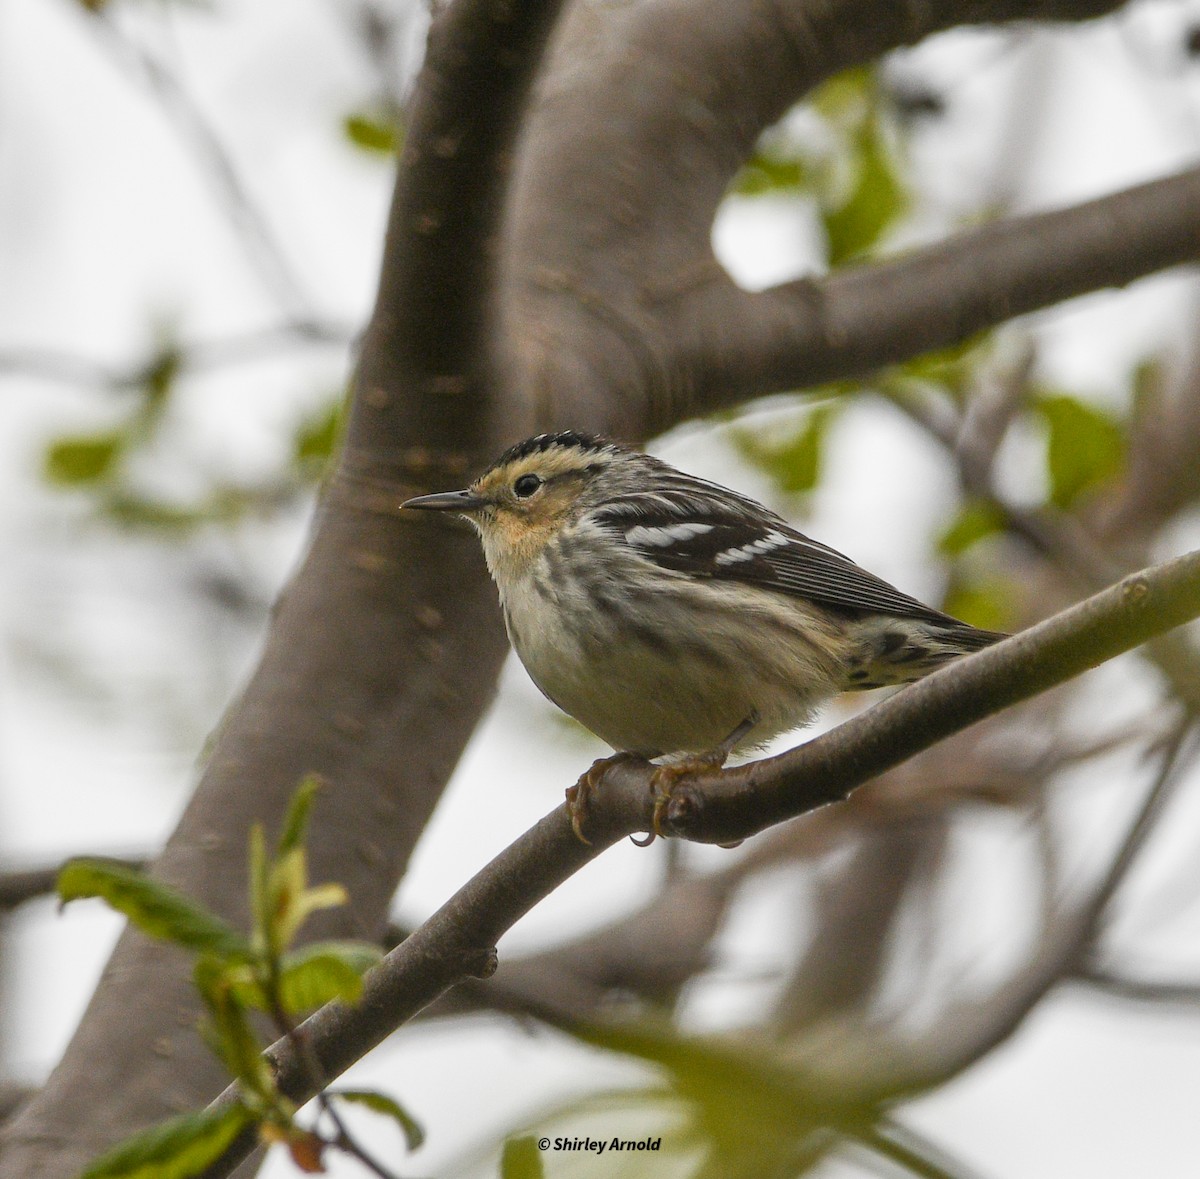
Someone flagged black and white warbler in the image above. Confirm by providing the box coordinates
[404,431,1005,832]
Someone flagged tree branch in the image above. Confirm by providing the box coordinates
[1072,966,1200,1008]
[0,0,563,1172]
[196,547,1200,1177]
[676,166,1200,414]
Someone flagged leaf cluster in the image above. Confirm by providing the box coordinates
[42,338,347,534]
[730,67,908,264]
[58,777,416,1178]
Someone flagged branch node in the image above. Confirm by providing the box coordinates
[1122,574,1150,605]
[464,946,499,980]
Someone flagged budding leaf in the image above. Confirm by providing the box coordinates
[278,774,323,857]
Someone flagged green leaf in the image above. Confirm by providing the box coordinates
[895,333,992,399]
[810,66,874,123]
[294,402,343,469]
[44,432,124,485]
[333,1089,425,1151]
[276,940,382,1012]
[822,112,907,264]
[193,958,276,1101]
[941,579,1013,633]
[1035,392,1126,509]
[58,860,251,960]
[277,775,322,857]
[500,1135,545,1179]
[732,406,834,494]
[343,112,402,155]
[80,1104,252,1179]
[937,500,1006,556]
[729,150,810,197]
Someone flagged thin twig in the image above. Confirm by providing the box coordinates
[1072,966,1200,1008]
[853,1117,989,1179]
[86,13,318,319]
[0,322,354,392]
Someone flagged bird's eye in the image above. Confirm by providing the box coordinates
[513,473,542,498]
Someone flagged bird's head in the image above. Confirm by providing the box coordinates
[402,431,628,579]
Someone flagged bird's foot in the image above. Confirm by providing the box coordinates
[649,711,760,839]
[565,752,644,844]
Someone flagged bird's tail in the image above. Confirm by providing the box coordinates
[840,617,1007,691]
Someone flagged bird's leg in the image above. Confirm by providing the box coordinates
[649,710,760,838]
[565,751,646,844]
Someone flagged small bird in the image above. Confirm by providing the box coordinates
[404,431,1005,835]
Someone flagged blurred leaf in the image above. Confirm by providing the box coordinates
[937,500,1006,556]
[59,859,250,960]
[810,66,873,123]
[730,150,810,197]
[101,482,300,533]
[822,112,906,264]
[294,401,344,469]
[343,112,402,155]
[732,406,834,494]
[140,346,181,408]
[194,957,277,1101]
[259,1123,325,1173]
[276,940,382,1012]
[44,432,124,485]
[894,333,992,399]
[500,1135,545,1179]
[286,1130,325,1174]
[1035,392,1125,509]
[80,1105,251,1179]
[334,1089,425,1151]
[941,578,1014,632]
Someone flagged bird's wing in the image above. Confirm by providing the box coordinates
[594,486,959,624]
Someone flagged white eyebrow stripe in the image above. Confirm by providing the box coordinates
[625,522,715,546]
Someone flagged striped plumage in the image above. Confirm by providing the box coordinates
[404,432,1005,758]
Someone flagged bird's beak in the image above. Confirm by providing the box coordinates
[401,489,487,514]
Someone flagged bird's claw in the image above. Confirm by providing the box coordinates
[648,710,760,838]
[566,752,642,844]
